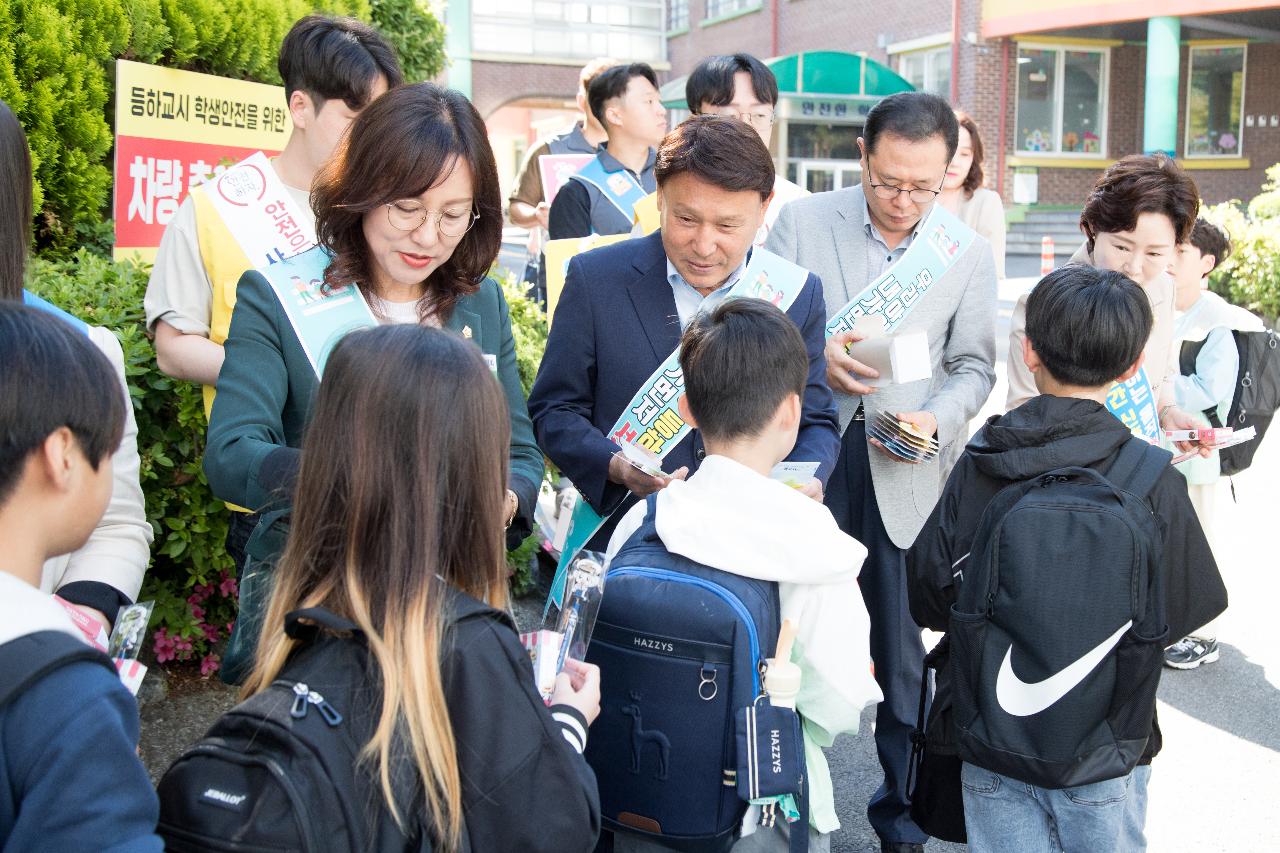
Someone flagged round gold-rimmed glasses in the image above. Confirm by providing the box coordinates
[384,201,479,238]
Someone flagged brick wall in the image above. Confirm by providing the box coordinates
[666,1,771,83]
[470,60,582,119]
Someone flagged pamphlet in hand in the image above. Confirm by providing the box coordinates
[54,597,153,695]
[770,461,820,488]
[1170,426,1256,465]
[617,439,667,479]
[522,552,607,703]
[844,315,932,388]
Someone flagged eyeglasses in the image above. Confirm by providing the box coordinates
[865,162,945,204]
[706,109,775,129]
[384,201,479,238]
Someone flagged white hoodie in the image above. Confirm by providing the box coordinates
[606,455,882,833]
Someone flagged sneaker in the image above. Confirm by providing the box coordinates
[1164,636,1220,669]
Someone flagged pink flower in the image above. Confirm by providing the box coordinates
[201,623,221,643]
[219,575,238,598]
[190,604,206,622]
[200,654,220,677]
[153,628,176,664]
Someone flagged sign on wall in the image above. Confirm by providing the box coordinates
[112,60,292,262]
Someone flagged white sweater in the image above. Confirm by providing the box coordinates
[40,326,152,606]
[606,455,882,833]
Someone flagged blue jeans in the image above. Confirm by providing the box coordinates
[961,762,1145,852]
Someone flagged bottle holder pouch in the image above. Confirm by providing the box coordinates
[734,699,804,801]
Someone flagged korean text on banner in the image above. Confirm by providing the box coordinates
[825,203,977,338]
[202,152,317,269]
[547,248,812,611]
[112,59,291,262]
[1104,370,1161,444]
[257,246,377,378]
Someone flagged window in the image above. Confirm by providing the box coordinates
[1015,45,1108,155]
[668,0,688,30]
[472,0,664,61]
[897,46,951,98]
[704,0,759,20]
[1186,45,1246,157]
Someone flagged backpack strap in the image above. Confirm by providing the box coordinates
[284,607,363,641]
[0,631,117,711]
[1106,437,1172,500]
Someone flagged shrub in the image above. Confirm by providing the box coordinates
[25,249,237,672]
[1203,165,1280,324]
[4,0,444,255]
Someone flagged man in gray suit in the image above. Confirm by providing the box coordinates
[766,92,996,853]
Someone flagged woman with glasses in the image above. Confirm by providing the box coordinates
[205,82,543,573]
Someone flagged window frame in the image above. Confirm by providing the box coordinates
[667,0,688,32]
[703,0,760,23]
[1014,41,1111,158]
[896,45,951,98]
[1183,43,1248,160]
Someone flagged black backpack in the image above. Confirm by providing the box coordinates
[948,438,1170,790]
[157,608,434,853]
[1180,327,1280,475]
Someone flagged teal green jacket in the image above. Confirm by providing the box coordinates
[204,270,544,546]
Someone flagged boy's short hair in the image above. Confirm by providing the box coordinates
[0,303,124,504]
[1189,218,1232,272]
[1079,154,1199,249]
[278,14,403,111]
[586,62,658,127]
[678,299,806,442]
[1025,265,1154,389]
[685,53,779,111]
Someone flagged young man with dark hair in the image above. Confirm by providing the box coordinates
[602,299,880,853]
[531,115,840,553]
[508,57,618,231]
[1165,218,1262,669]
[908,264,1226,852]
[685,53,807,245]
[547,62,667,239]
[0,303,162,851]
[766,90,996,853]
[145,13,402,389]
[143,13,401,574]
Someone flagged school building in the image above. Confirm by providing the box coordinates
[439,1,1280,209]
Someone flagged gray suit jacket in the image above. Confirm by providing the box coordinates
[765,185,997,548]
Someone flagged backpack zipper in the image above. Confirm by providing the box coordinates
[276,679,344,726]
[607,566,763,695]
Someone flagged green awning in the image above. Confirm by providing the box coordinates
[660,50,914,115]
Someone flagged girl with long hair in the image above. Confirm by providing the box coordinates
[243,323,601,851]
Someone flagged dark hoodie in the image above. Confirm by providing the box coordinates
[907,395,1228,762]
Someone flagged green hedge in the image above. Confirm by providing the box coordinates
[27,254,551,670]
[2,0,444,255]
[1204,163,1280,324]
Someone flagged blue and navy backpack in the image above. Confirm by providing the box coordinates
[584,495,781,852]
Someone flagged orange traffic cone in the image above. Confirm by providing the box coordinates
[1040,236,1055,276]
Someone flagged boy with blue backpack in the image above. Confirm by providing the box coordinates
[907,265,1228,852]
[592,299,881,853]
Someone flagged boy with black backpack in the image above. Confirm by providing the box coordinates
[1166,219,1265,669]
[593,299,881,853]
[907,265,1227,852]
[0,303,162,851]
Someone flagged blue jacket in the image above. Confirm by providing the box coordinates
[528,232,841,548]
[0,652,162,851]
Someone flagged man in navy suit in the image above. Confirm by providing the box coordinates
[529,116,840,550]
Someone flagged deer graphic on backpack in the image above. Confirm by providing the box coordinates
[622,691,670,779]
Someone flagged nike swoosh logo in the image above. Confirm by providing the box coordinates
[995,620,1132,717]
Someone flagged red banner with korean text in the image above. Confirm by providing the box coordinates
[112,60,291,262]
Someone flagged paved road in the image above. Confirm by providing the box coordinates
[825,277,1280,851]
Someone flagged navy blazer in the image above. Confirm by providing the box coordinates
[528,231,841,548]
